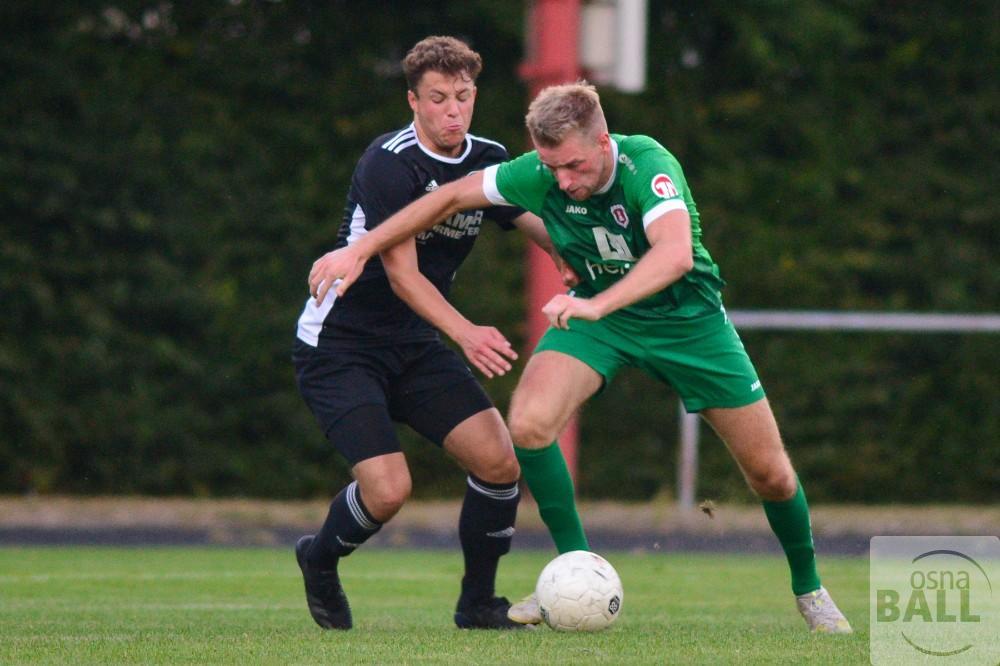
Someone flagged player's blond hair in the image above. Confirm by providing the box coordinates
[403,36,482,93]
[525,81,608,147]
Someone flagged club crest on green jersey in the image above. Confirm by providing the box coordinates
[610,204,629,228]
[651,173,679,198]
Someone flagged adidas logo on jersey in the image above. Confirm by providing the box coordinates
[565,204,588,214]
[425,179,439,191]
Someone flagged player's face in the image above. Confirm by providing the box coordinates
[408,70,476,158]
[536,130,613,201]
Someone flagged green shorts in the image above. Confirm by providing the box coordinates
[534,307,765,413]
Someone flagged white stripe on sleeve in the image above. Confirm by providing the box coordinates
[481,164,511,205]
[642,199,689,228]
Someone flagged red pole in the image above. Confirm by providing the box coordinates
[519,0,582,478]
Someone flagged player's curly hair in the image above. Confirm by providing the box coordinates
[525,81,608,147]
[403,36,482,92]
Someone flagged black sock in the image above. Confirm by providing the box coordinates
[458,475,520,604]
[307,481,382,568]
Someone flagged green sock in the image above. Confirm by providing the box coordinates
[762,480,822,596]
[515,442,589,554]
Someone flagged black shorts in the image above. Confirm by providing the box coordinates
[293,337,494,466]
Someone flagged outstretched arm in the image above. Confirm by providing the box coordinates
[309,171,492,304]
[380,238,517,378]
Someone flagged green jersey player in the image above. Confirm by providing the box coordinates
[483,133,762,413]
[489,133,724,320]
[309,82,852,634]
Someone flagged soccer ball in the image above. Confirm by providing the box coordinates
[535,550,623,631]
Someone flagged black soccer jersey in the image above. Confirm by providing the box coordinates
[297,124,522,348]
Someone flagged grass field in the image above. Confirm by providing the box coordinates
[0,547,869,664]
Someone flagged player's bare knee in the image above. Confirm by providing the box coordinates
[749,467,797,501]
[369,486,410,520]
[502,457,521,484]
[507,411,557,448]
[360,476,411,521]
[478,454,520,485]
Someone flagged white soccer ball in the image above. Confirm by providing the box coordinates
[535,550,623,631]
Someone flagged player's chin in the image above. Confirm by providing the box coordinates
[438,130,466,147]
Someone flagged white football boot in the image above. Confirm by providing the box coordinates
[796,587,853,633]
[506,592,543,625]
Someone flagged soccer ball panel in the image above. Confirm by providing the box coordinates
[534,550,623,631]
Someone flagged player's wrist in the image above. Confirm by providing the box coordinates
[352,237,377,262]
[441,313,474,343]
[589,295,614,320]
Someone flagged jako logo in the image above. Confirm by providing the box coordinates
[566,204,588,214]
[618,153,637,174]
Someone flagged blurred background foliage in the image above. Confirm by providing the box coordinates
[1,1,996,502]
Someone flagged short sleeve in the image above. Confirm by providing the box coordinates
[486,152,552,215]
[622,139,691,229]
[352,148,421,229]
[482,164,510,205]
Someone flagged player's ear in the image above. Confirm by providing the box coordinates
[407,89,419,114]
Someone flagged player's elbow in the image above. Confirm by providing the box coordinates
[384,269,415,298]
[666,243,694,274]
[652,239,693,277]
[385,271,404,293]
[677,253,694,274]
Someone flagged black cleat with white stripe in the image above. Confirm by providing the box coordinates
[295,535,352,630]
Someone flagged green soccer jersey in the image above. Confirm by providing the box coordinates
[482,134,724,320]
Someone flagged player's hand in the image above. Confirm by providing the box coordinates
[309,246,367,304]
[552,252,581,287]
[542,294,602,330]
[456,324,518,379]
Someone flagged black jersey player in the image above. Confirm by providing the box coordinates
[292,36,556,630]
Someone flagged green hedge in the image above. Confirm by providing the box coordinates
[1,1,996,502]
